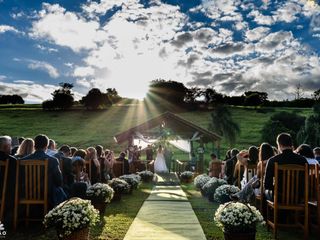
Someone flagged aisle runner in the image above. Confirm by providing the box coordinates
[123,173,206,240]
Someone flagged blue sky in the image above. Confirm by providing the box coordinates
[0,0,320,103]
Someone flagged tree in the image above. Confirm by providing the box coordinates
[0,94,24,104]
[244,91,268,106]
[201,88,224,105]
[147,79,188,107]
[50,82,74,110]
[294,83,304,100]
[209,105,240,146]
[313,89,320,101]
[106,88,122,104]
[81,88,112,110]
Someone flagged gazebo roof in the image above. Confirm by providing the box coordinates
[114,111,222,144]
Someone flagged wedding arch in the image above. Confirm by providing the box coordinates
[113,111,222,173]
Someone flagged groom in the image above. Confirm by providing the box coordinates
[163,145,173,173]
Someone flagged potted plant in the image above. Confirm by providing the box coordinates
[202,177,227,201]
[119,174,141,193]
[86,183,114,214]
[43,198,99,240]
[137,170,154,183]
[108,178,130,201]
[214,185,240,204]
[194,174,211,192]
[214,202,265,240]
[180,171,193,183]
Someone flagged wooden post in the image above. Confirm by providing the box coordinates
[199,139,204,173]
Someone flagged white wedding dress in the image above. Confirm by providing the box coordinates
[154,151,168,173]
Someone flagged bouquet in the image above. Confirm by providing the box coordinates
[214,185,240,204]
[193,174,211,190]
[202,177,227,201]
[86,183,114,203]
[214,202,264,233]
[43,198,99,238]
[108,178,130,194]
[119,174,141,190]
[137,170,154,182]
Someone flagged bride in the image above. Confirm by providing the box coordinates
[154,145,168,173]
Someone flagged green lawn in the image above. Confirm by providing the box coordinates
[6,182,153,240]
[181,183,317,240]
[0,103,313,165]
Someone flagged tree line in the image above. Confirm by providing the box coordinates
[0,95,24,104]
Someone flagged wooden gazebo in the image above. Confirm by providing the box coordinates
[114,112,222,173]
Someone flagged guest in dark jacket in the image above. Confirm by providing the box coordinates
[116,152,129,174]
[54,145,73,196]
[21,134,67,207]
[224,148,239,184]
[146,145,154,161]
[0,136,16,227]
[264,133,308,201]
[314,147,320,163]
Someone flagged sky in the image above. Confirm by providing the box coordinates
[0,0,320,103]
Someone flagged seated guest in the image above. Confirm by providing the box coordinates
[95,145,106,181]
[14,138,35,159]
[85,147,101,184]
[314,147,320,163]
[70,157,90,199]
[46,139,58,156]
[116,152,129,174]
[11,137,25,155]
[208,153,222,178]
[233,150,249,186]
[70,147,77,156]
[248,146,259,165]
[104,149,115,181]
[0,136,16,226]
[231,143,275,202]
[264,133,308,201]
[73,149,87,159]
[296,144,318,165]
[21,134,67,207]
[54,145,73,195]
[224,148,239,184]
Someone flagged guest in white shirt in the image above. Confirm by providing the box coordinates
[295,144,318,165]
[47,139,58,156]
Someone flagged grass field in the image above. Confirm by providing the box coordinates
[0,103,313,165]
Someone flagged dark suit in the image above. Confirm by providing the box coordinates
[146,147,154,161]
[264,149,308,200]
[21,150,66,207]
[224,156,237,185]
[54,152,73,195]
[0,151,16,226]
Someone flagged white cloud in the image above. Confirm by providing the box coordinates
[13,80,34,84]
[0,75,6,81]
[27,60,59,78]
[73,66,95,77]
[248,10,275,25]
[36,44,58,53]
[272,1,302,23]
[30,3,106,52]
[0,25,20,34]
[245,27,270,42]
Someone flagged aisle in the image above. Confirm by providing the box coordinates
[123,173,206,240]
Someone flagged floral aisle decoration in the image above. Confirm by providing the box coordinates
[193,174,211,190]
[202,177,227,201]
[108,178,130,201]
[119,174,141,193]
[214,202,265,240]
[214,185,240,204]
[180,171,193,183]
[137,170,154,182]
[86,183,114,214]
[43,198,99,240]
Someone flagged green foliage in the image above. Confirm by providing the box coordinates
[42,82,74,110]
[81,88,112,110]
[209,105,240,146]
[244,91,268,106]
[261,111,305,146]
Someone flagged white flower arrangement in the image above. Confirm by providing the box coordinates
[108,178,130,194]
[180,171,193,180]
[86,183,114,203]
[202,177,227,201]
[214,185,240,204]
[193,174,211,190]
[137,170,154,182]
[43,198,99,238]
[119,174,141,190]
[214,202,265,233]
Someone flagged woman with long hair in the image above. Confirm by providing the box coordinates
[15,138,35,158]
[85,147,101,184]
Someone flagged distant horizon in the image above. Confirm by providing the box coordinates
[1,0,320,103]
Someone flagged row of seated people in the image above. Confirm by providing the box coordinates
[0,134,151,229]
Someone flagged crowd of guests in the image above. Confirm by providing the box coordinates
[0,134,156,228]
[207,132,320,203]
